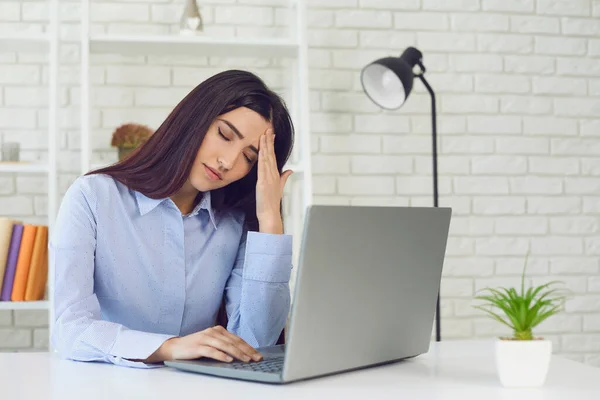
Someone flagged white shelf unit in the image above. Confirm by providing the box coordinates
[0,163,49,174]
[0,33,51,53]
[0,0,59,317]
[80,1,313,264]
[0,301,49,311]
[90,34,299,58]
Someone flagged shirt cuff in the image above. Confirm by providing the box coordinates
[106,355,166,369]
[243,231,293,283]
[110,328,176,366]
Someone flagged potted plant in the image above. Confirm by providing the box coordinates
[111,123,154,161]
[474,256,568,388]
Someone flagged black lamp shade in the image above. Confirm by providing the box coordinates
[360,47,423,110]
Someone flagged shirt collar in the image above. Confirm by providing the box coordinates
[134,191,167,216]
[189,191,218,229]
[134,190,218,229]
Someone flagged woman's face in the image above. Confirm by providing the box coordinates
[190,106,272,192]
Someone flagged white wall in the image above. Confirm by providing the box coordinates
[1,0,599,366]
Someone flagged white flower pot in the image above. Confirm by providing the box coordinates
[495,338,552,388]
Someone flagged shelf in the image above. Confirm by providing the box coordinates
[0,162,49,173]
[0,34,50,53]
[90,162,304,173]
[0,301,49,311]
[89,34,298,58]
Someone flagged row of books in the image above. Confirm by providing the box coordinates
[0,218,49,302]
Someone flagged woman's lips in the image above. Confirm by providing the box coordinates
[204,164,222,180]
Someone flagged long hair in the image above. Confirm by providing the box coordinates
[87,70,295,232]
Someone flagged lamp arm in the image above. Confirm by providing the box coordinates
[416,74,438,208]
[416,73,441,342]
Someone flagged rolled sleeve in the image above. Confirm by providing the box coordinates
[224,230,293,347]
[242,231,293,283]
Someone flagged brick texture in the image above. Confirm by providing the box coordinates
[1,0,599,367]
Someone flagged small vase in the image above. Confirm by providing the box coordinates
[180,0,203,35]
[1,142,20,162]
[495,338,552,387]
[118,147,136,161]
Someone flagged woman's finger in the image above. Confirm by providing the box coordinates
[265,129,273,158]
[267,129,279,178]
[261,133,271,166]
[201,334,252,362]
[263,130,277,181]
[213,327,263,361]
[258,134,267,182]
[193,345,234,363]
[210,326,262,360]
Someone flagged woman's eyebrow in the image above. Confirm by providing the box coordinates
[217,118,244,139]
[217,118,259,155]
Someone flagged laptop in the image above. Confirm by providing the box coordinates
[165,204,452,384]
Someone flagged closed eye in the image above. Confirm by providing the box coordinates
[244,151,258,164]
[218,127,230,141]
[220,128,255,164]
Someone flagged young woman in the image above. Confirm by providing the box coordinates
[50,70,295,368]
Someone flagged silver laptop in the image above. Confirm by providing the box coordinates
[165,205,452,384]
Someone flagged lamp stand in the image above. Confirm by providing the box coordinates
[415,70,441,342]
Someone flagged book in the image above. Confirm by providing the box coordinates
[11,224,38,301]
[0,218,16,290]
[1,224,24,301]
[25,225,49,301]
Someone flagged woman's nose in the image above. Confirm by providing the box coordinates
[217,155,234,171]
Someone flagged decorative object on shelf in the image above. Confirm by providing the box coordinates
[0,218,16,291]
[111,123,154,161]
[473,255,569,388]
[0,219,49,302]
[1,223,23,301]
[360,47,442,342]
[179,0,204,35]
[1,142,20,162]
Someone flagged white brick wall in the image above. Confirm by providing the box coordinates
[1,0,600,367]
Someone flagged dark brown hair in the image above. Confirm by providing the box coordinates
[87,69,295,231]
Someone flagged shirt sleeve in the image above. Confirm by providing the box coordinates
[224,229,293,348]
[50,176,175,368]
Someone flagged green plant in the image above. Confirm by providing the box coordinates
[474,256,568,341]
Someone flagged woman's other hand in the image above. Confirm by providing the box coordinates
[255,128,293,234]
[145,325,263,364]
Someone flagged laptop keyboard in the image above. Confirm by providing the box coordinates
[228,356,284,373]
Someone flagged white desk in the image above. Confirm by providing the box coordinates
[2,340,599,399]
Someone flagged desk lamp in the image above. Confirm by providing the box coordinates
[360,47,441,342]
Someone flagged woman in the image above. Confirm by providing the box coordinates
[50,70,295,368]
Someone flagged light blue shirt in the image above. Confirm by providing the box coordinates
[50,173,293,368]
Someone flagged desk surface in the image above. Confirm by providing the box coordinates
[2,340,599,399]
